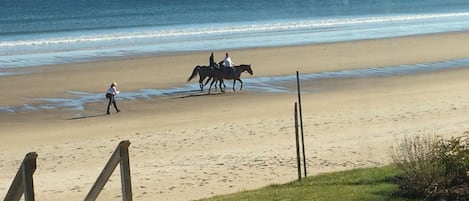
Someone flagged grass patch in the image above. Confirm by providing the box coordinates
[197,166,420,201]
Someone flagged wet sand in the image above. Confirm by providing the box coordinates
[1,31,469,200]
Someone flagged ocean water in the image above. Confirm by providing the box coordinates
[1,0,469,68]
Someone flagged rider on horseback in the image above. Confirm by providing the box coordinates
[209,52,218,68]
[222,52,235,76]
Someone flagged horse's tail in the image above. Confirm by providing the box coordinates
[187,66,200,82]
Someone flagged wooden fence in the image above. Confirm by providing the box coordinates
[4,152,38,201]
[85,140,133,201]
[3,140,132,201]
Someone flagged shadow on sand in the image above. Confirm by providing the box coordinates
[174,91,227,99]
[66,113,108,120]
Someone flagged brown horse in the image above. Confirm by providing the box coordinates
[208,64,253,94]
[187,65,225,91]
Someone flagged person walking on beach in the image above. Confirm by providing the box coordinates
[106,82,121,115]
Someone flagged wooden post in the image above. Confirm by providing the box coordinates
[4,152,38,201]
[84,140,132,201]
[294,102,301,181]
[119,142,132,201]
[296,71,307,177]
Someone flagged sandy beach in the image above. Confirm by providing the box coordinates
[2,31,469,200]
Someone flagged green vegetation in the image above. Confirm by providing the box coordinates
[199,133,469,201]
[198,166,418,201]
[390,133,469,200]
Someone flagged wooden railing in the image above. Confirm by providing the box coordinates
[4,152,38,201]
[84,140,133,201]
[3,141,133,201]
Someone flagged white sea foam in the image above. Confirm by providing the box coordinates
[1,12,469,68]
[1,12,468,49]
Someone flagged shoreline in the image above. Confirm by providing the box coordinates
[1,31,469,108]
[2,28,469,70]
[2,57,469,114]
[2,31,469,200]
[2,30,468,72]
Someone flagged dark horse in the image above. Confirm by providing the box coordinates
[208,64,253,94]
[187,65,225,91]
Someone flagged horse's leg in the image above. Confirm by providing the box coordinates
[219,79,225,92]
[204,77,212,89]
[203,77,209,86]
[198,76,205,91]
[208,78,216,94]
[238,79,243,90]
[232,80,236,92]
[214,79,218,90]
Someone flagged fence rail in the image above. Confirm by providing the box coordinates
[84,140,133,201]
[4,152,38,201]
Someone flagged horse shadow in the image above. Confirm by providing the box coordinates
[66,113,108,120]
[174,91,226,99]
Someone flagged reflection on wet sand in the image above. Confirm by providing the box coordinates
[2,58,469,113]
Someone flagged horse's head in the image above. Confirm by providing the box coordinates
[245,64,253,75]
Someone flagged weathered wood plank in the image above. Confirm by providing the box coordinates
[84,140,131,201]
[4,152,38,201]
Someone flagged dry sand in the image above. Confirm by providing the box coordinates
[1,31,469,200]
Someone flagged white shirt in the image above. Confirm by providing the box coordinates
[107,86,120,95]
[223,56,233,67]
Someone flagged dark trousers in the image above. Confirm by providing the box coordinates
[106,94,119,113]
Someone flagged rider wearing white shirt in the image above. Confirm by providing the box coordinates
[223,52,234,67]
[223,52,235,76]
